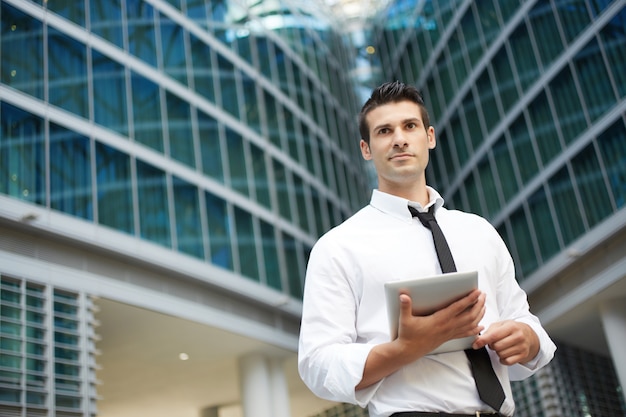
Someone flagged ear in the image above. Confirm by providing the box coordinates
[360,139,372,160]
[427,126,436,150]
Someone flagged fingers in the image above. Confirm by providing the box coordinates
[473,321,539,365]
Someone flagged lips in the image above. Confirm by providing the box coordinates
[389,153,413,160]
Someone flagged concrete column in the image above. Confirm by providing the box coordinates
[599,297,626,402]
[269,357,291,417]
[239,353,291,417]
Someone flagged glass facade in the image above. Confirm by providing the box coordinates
[371,0,626,281]
[370,0,626,415]
[0,0,370,299]
[0,275,98,416]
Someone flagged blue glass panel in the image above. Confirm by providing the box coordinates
[273,160,292,221]
[197,110,224,182]
[190,35,216,103]
[136,160,171,247]
[0,102,45,205]
[89,0,124,47]
[225,128,249,196]
[292,175,310,234]
[205,191,232,270]
[574,39,615,123]
[528,91,562,166]
[249,142,270,209]
[601,11,626,98]
[1,3,44,99]
[216,55,239,118]
[509,115,539,184]
[47,28,89,118]
[509,206,539,277]
[527,186,561,264]
[260,220,281,290]
[166,92,194,167]
[160,13,188,85]
[131,73,163,152]
[597,121,626,209]
[173,176,204,259]
[46,0,85,26]
[49,123,93,220]
[95,142,133,234]
[571,144,613,229]
[492,136,519,201]
[234,206,259,280]
[549,67,586,144]
[282,233,302,298]
[92,51,128,135]
[548,167,586,245]
[126,0,157,67]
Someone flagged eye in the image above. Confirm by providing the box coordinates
[377,127,390,135]
[406,122,417,129]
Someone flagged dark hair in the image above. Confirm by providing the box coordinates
[358,81,430,143]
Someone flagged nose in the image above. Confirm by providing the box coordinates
[391,129,408,148]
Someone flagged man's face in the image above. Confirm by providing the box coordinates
[360,100,436,191]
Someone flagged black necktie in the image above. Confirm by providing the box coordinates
[409,205,506,412]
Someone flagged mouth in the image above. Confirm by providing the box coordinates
[389,153,413,161]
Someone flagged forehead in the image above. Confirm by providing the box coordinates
[366,100,423,128]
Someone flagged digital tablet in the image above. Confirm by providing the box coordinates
[384,270,478,354]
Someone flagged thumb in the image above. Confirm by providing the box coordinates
[399,293,412,318]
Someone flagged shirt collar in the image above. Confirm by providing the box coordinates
[370,187,445,222]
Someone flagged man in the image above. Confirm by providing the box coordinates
[298,81,556,417]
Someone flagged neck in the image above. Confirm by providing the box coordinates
[378,180,429,207]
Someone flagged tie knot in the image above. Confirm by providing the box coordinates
[408,206,436,228]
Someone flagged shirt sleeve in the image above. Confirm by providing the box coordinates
[297,234,381,406]
[491,227,557,380]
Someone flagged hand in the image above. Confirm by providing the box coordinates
[472,320,540,365]
[396,289,486,357]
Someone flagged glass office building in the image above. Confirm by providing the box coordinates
[0,0,369,416]
[369,0,626,416]
[2,0,626,416]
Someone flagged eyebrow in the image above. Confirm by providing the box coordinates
[372,117,422,132]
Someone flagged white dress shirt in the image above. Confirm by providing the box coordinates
[298,188,556,417]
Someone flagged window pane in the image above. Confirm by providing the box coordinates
[225,128,249,197]
[47,28,88,118]
[234,207,258,281]
[166,92,194,167]
[260,220,280,291]
[95,142,133,234]
[92,51,128,135]
[273,160,292,222]
[49,123,92,220]
[0,103,46,205]
[572,145,613,228]
[527,186,560,264]
[160,13,187,85]
[596,121,626,209]
[89,0,124,47]
[509,207,538,277]
[492,137,518,201]
[126,0,157,67]
[131,74,163,152]
[282,233,302,298]
[136,161,171,247]
[197,111,224,182]
[548,167,586,245]
[249,142,270,209]
[1,3,44,99]
[190,35,216,103]
[205,191,232,270]
[173,177,204,259]
[510,115,539,184]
